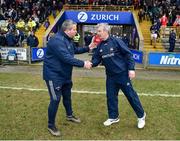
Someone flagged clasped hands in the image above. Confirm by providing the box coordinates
[84,60,92,69]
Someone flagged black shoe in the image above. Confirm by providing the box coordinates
[48,126,60,136]
[67,115,81,123]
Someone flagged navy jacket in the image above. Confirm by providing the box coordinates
[6,32,17,46]
[92,36,135,76]
[43,31,89,83]
[27,35,39,47]
[169,32,176,43]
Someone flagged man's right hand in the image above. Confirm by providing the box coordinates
[84,60,92,69]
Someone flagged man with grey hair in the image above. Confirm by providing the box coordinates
[43,19,95,136]
[91,23,146,129]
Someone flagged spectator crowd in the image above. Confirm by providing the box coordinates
[0,0,63,47]
[0,0,180,49]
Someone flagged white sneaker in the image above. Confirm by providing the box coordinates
[103,118,120,126]
[137,112,146,129]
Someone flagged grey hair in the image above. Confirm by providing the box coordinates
[61,19,77,31]
[96,23,111,33]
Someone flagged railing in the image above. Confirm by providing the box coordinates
[43,10,64,47]
[63,4,134,11]
[132,13,144,51]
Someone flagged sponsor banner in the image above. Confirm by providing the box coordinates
[1,47,27,60]
[149,52,180,67]
[64,11,134,24]
[31,47,47,61]
[130,49,143,64]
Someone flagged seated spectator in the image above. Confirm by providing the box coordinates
[27,31,39,48]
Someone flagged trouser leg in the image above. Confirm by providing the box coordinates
[120,80,144,118]
[46,80,62,128]
[62,82,73,116]
[106,77,119,119]
[169,43,174,52]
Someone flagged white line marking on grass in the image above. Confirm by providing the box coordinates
[0,86,180,98]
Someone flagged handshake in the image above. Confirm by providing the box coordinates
[84,60,92,69]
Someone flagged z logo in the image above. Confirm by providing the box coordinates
[78,12,88,22]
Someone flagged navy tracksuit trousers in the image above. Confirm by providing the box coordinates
[106,74,144,119]
[45,80,73,128]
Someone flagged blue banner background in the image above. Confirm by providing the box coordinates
[149,52,180,67]
[64,11,134,25]
[31,47,47,61]
[130,49,143,64]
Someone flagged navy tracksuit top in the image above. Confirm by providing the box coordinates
[43,31,89,83]
[92,36,135,76]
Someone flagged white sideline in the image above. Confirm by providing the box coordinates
[0,86,180,98]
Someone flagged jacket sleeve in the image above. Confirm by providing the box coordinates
[49,37,84,67]
[91,47,102,67]
[74,44,89,54]
[114,37,135,70]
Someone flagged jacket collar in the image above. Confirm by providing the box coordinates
[61,31,72,41]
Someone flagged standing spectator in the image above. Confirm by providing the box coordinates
[173,15,180,26]
[131,27,137,49]
[32,13,40,29]
[16,29,25,47]
[44,18,50,30]
[43,20,95,136]
[0,32,7,46]
[27,31,39,47]
[73,33,80,46]
[168,30,176,52]
[122,33,130,47]
[173,15,180,38]
[27,17,37,31]
[6,30,18,46]
[150,22,158,48]
[160,14,168,38]
[84,32,93,46]
[51,0,57,18]
[138,9,145,23]
[7,19,16,32]
[91,23,146,129]
[16,18,25,30]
